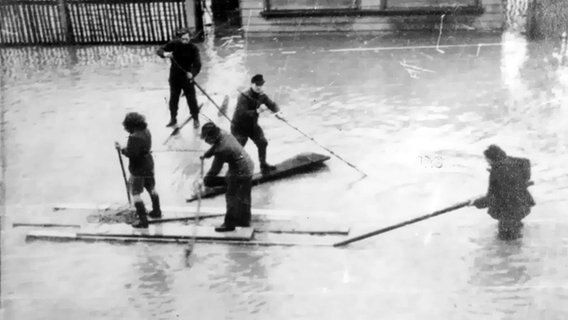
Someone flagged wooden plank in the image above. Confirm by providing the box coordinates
[44,4,57,42]
[130,2,140,42]
[245,12,492,26]
[0,5,13,43]
[144,0,156,41]
[162,1,171,40]
[33,4,45,43]
[14,222,81,228]
[155,2,166,41]
[77,223,254,241]
[27,229,78,241]
[387,0,476,7]
[51,203,338,219]
[243,14,500,32]
[12,212,223,228]
[255,221,350,235]
[105,0,118,43]
[26,229,336,247]
[13,220,349,235]
[11,5,24,43]
[186,152,330,202]
[19,5,33,43]
[89,3,99,42]
[94,3,105,42]
[71,3,84,42]
[40,3,53,43]
[79,1,90,42]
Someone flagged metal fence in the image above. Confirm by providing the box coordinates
[0,0,191,45]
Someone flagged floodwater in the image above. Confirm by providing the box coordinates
[2,30,568,319]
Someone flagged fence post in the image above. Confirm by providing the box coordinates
[57,0,74,44]
[185,0,204,41]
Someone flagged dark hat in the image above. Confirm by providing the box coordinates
[251,74,265,85]
[484,144,507,162]
[200,122,220,139]
[176,27,192,37]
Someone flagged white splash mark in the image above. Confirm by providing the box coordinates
[436,14,446,54]
[400,61,435,73]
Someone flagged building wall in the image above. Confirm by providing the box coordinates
[239,0,503,36]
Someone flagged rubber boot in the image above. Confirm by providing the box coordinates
[215,224,236,232]
[132,202,149,228]
[166,110,177,127]
[258,146,276,174]
[148,194,162,219]
[166,117,177,127]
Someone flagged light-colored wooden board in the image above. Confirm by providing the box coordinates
[76,224,254,241]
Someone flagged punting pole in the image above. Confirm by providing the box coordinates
[163,103,209,145]
[275,116,368,178]
[185,157,205,265]
[169,57,232,122]
[115,146,131,205]
[236,88,368,178]
[333,199,473,247]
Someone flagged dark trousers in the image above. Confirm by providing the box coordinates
[169,77,199,120]
[231,123,269,165]
[204,175,252,227]
[129,175,156,196]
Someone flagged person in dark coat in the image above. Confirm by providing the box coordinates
[472,145,535,237]
[200,122,254,232]
[231,74,283,174]
[115,112,162,228]
[157,28,202,128]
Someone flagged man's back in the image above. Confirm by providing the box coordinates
[212,132,254,177]
[488,156,535,216]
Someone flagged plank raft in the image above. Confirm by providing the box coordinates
[25,223,342,247]
[186,152,330,202]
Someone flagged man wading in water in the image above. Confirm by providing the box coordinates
[157,28,202,129]
[472,145,535,238]
[199,122,254,232]
[231,74,284,174]
[115,112,162,229]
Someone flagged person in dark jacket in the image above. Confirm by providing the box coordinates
[115,112,162,228]
[231,74,283,174]
[472,145,535,237]
[199,122,254,232]
[157,28,202,128]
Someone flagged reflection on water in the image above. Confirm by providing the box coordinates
[2,31,568,319]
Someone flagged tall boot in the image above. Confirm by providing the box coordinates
[258,145,276,174]
[166,110,177,127]
[149,194,162,219]
[132,202,149,228]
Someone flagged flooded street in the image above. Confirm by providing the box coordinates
[2,31,568,319]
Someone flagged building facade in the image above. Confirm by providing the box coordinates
[239,0,504,35]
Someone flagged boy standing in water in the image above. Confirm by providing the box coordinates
[115,112,162,228]
[472,145,535,237]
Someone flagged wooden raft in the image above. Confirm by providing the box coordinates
[27,223,254,242]
[186,152,330,202]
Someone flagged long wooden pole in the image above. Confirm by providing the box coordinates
[333,199,473,247]
[275,115,368,178]
[115,146,131,205]
[185,157,204,264]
